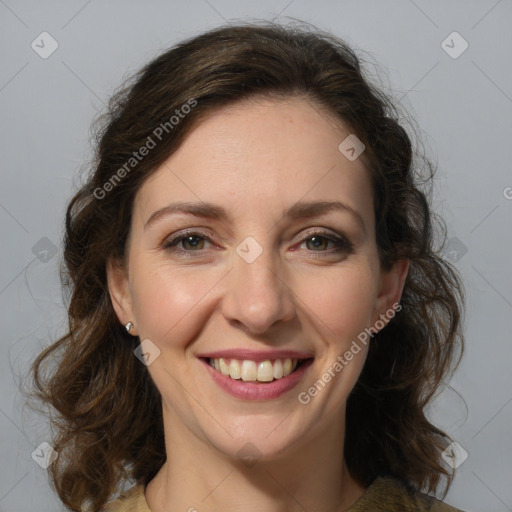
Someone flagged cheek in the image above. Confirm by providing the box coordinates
[130,262,223,348]
[295,263,378,342]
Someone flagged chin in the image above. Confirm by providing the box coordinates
[200,412,310,464]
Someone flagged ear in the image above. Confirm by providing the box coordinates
[371,258,410,332]
[106,258,137,334]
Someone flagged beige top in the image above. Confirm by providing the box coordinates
[102,476,464,511]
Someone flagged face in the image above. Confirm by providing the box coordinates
[108,96,408,462]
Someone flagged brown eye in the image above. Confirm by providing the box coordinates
[305,235,331,251]
[300,232,353,255]
[180,235,205,251]
[164,230,214,255]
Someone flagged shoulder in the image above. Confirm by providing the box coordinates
[348,476,466,512]
[101,484,150,512]
[99,477,465,512]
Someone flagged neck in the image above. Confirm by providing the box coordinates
[145,405,365,512]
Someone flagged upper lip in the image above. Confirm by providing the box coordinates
[197,349,314,361]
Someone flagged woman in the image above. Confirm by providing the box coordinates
[31,22,465,511]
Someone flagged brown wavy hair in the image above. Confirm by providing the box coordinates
[29,22,465,511]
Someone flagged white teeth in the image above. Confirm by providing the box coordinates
[219,358,230,376]
[283,358,293,376]
[257,360,274,382]
[229,359,241,379]
[241,360,257,381]
[209,357,301,382]
[273,359,284,379]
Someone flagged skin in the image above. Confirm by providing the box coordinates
[108,96,409,512]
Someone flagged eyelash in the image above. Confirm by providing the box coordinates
[163,228,354,258]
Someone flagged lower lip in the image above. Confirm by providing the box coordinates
[201,358,313,401]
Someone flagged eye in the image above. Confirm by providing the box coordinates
[162,228,354,259]
[297,230,353,256]
[163,230,214,254]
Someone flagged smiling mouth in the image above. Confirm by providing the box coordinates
[205,357,312,383]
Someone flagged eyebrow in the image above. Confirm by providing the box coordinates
[144,200,366,235]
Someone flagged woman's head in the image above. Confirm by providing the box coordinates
[31,22,464,512]
[107,93,408,473]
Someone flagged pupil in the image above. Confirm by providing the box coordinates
[186,236,201,248]
[310,236,324,249]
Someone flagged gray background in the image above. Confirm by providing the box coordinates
[1,1,511,511]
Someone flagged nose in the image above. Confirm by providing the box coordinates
[221,246,296,335]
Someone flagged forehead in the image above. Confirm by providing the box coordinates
[134,97,374,230]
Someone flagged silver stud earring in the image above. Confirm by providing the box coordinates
[125,321,134,333]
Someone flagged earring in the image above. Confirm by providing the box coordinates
[125,321,134,333]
